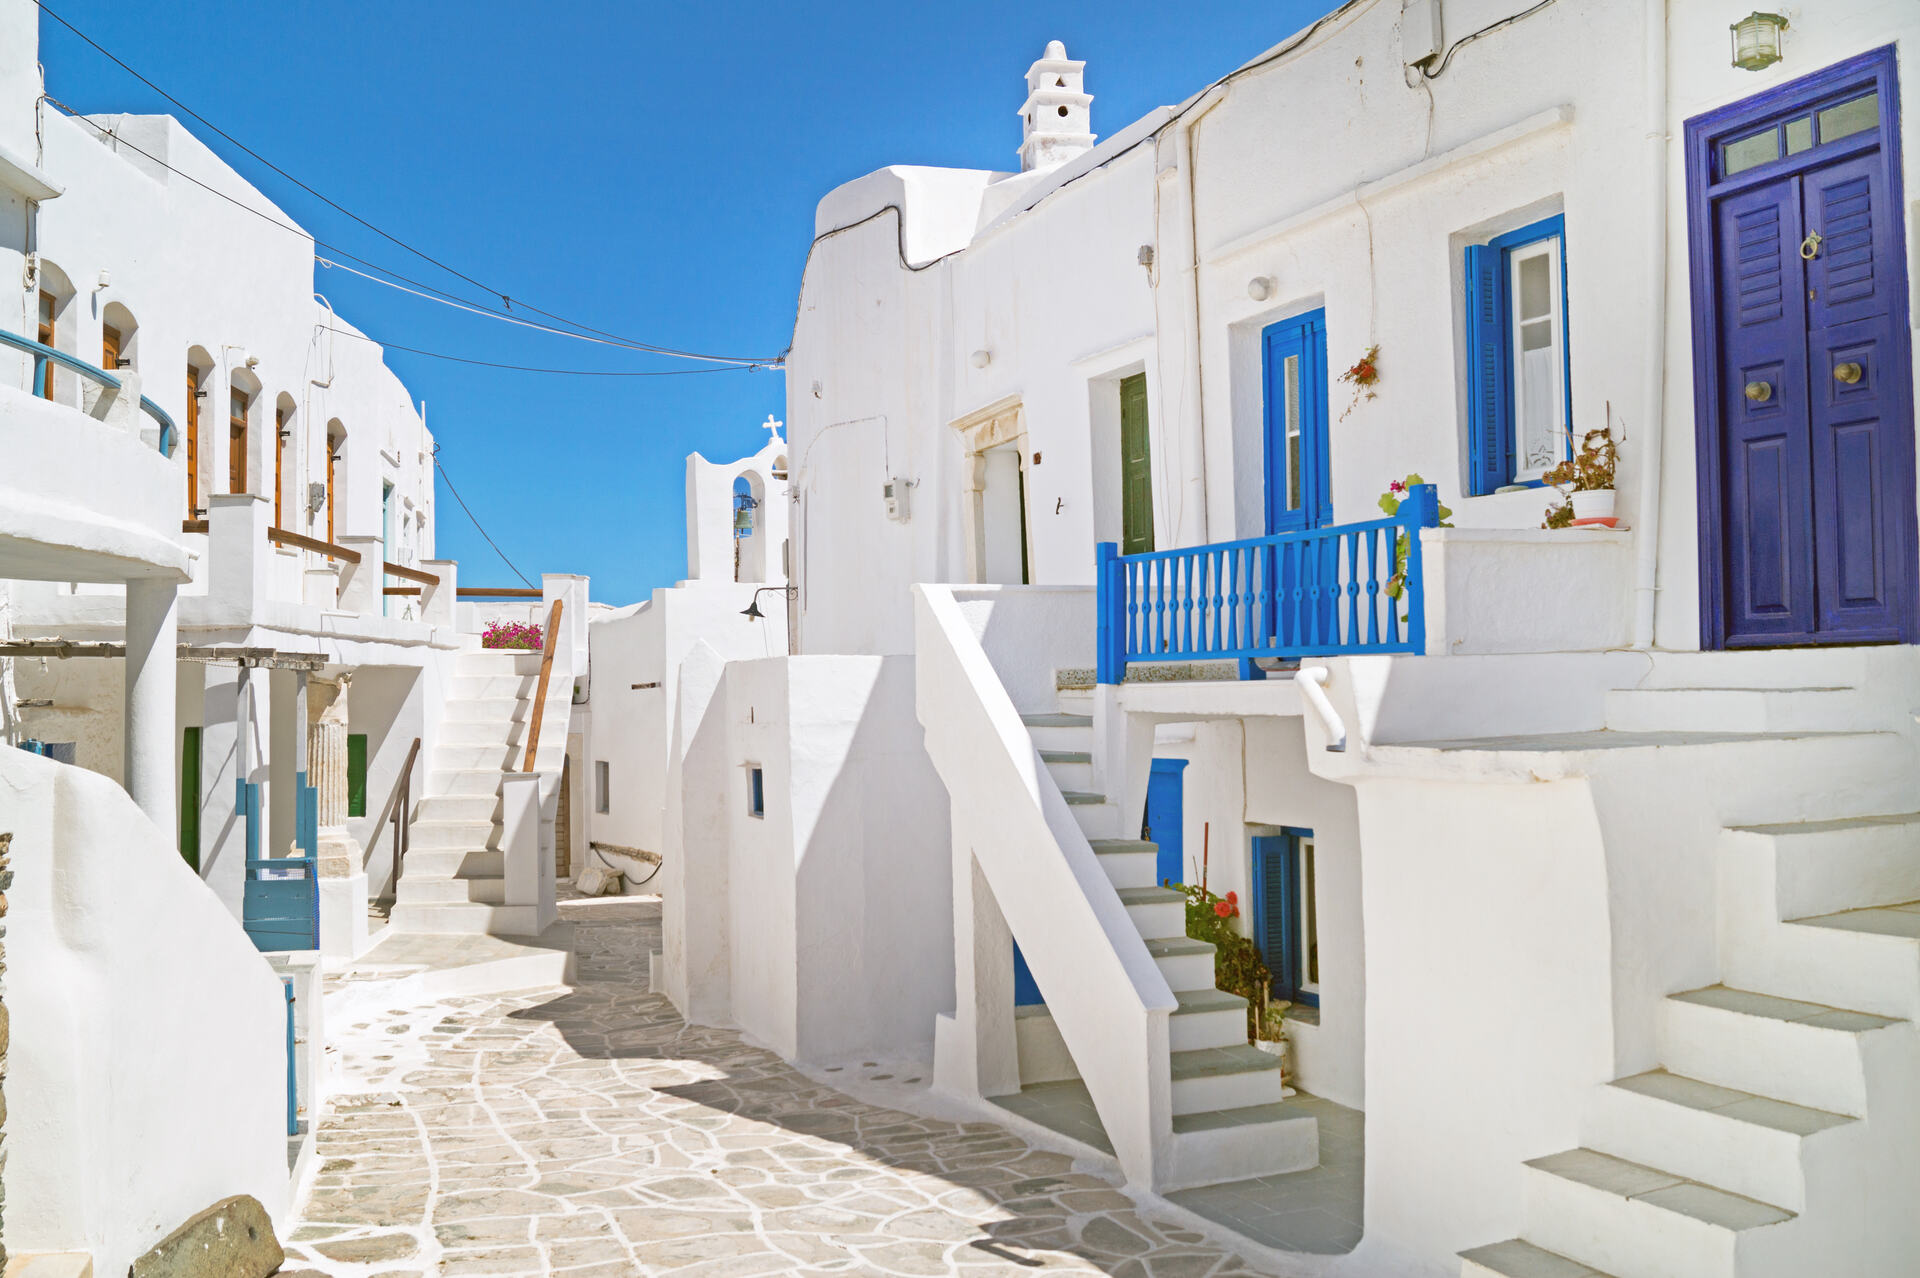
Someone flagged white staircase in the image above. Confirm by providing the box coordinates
[1460,679,1920,1278]
[1016,708,1315,1178]
[389,650,552,935]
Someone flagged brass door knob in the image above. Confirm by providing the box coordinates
[1744,380,1773,403]
[1834,362,1864,384]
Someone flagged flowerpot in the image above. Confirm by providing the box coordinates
[1254,1037,1297,1097]
[1570,488,1616,523]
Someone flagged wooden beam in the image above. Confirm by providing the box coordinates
[182,518,209,534]
[0,641,326,670]
[521,597,564,772]
[267,525,361,563]
[382,560,439,587]
[457,587,543,598]
[383,586,422,596]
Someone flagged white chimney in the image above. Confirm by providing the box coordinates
[1018,40,1095,172]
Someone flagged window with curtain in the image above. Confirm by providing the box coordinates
[1464,215,1572,495]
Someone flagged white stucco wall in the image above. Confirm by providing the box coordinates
[0,746,288,1274]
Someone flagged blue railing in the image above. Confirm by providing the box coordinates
[0,327,176,456]
[1096,484,1441,683]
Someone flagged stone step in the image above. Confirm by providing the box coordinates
[1604,685,1860,734]
[426,768,511,797]
[1164,1100,1318,1192]
[387,900,542,936]
[1022,712,1092,753]
[1459,1238,1617,1278]
[1116,885,1185,940]
[434,743,522,770]
[455,650,545,676]
[1168,1042,1286,1115]
[1520,1148,1792,1278]
[1039,749,1094,792]
[1068,796,1122,840]
[1089,838,1160,890]
[439,718,528,747]
[1660,985,1900,1117]
[412,793,501,824]
[1721,892,1920,1022]
[1723,812,1920,921]
[1144,935,1217,992]
[1583,1069,1850,1212]
[395,873,506,905]
[1171,986,1249,1053]
[401,847,504,879]
[442,697,530,725]
[450,674,537,700]
[408,818,502,851]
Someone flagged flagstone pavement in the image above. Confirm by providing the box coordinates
[282,897,1288,1278]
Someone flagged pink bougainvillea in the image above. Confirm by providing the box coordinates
[481,620,543,651]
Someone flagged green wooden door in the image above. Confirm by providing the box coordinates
[1120,373,1153,554]
[179,726,201,872]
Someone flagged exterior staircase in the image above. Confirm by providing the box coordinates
[1457,676,1920,1278]
[1012,707,1315,1179]
[389,650,553,935]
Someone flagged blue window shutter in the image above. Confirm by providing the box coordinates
[1464,244,1513,496]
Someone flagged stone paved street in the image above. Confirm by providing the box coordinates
[282,899,1285,1277]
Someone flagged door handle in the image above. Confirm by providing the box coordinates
[1744,380,1773,403]
[1834,362,1863,385]
[1800,231,1823,260]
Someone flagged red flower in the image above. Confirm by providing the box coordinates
[1226,891,1238,904]
[1213,901,1232,918]
[1388,480,1406,495]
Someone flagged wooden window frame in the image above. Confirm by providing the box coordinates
[229,387,250,495]
[36,290,55,400]
[186,364,203,516]
[274,405,288,526]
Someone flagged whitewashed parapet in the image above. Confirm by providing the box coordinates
[1420,527,1634,656]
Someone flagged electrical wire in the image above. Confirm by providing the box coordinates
[41,96,775,368]
[1419,0,1563,78]
[432,448,535,588]
[34,0,776,364]
[318,325,765,376]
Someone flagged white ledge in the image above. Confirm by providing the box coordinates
[1205,105,1575,264]
[0,139,63,201]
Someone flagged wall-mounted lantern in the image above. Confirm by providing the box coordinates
[1730,12,1787,72]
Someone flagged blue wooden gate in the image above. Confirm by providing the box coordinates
[242,771,321,952]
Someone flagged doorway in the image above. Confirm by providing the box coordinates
[1688,47,1916,647]
[1143,757,1187,887]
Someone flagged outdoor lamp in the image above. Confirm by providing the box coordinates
[1730,12,1787,72]
[741,585,796,621]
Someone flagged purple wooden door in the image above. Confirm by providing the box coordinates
[1694,50,1916,648]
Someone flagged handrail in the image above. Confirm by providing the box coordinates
[1095,483,1441,682]
[520,598,563,772]
[382,586,421,596]
[0,327,175,455]
[266,525,361,563]
[1294,666,1347,752]
[390,736,422,888]
[458,586,542,598]
[382,559,438,586]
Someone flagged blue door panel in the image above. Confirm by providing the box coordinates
[1144,758,1187,887]
[1693,46,1917,648]
[1013,943,1043,1006]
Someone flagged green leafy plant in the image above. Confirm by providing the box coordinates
[1178,881,1273,1041]
[1338,344,1381,421]
[1376,474,1454,601]
[1541,413,1622,528]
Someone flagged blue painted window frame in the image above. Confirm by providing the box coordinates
[747,765,765,818]
[1250,828,1319,1008]
[1464,214,1574,496]
[1262,310,1332,534]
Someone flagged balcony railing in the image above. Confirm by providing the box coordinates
[1095,484,1441,683]
[0,327,176,455]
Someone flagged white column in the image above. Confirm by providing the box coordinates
[123,577,178,832]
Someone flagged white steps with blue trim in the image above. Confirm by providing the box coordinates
[390,649,549,936]
[1005,708,1317,1190]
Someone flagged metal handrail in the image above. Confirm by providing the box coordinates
[0,327,175,455]
[521,598,564,772]
[390,736,422,888]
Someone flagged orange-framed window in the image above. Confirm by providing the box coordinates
[102,324,123,372]
[229,388,249,495]
[186,365,202,515]
[35,291,54,400]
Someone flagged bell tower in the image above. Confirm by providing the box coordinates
[1018,40,1095,172]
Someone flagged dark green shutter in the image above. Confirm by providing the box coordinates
[347,733,368,817]
[179,726,200,872]
[1120,373,1154,554]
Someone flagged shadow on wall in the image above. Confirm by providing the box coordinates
[349,666,424,899]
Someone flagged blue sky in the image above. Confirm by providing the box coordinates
[39,1,1338,604]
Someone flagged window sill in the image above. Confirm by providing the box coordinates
[1282,1003,1320,1028]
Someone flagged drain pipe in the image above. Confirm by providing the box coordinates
[1632,0,1670,649]
[1294,666,1346,752]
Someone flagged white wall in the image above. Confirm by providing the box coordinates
[0,746,288,1275]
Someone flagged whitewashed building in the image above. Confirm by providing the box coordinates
[654,3,1920,1276]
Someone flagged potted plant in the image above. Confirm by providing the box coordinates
[1541,416,1620,529]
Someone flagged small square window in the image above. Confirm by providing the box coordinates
[595,760,610,814]
[746,765,765,819]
